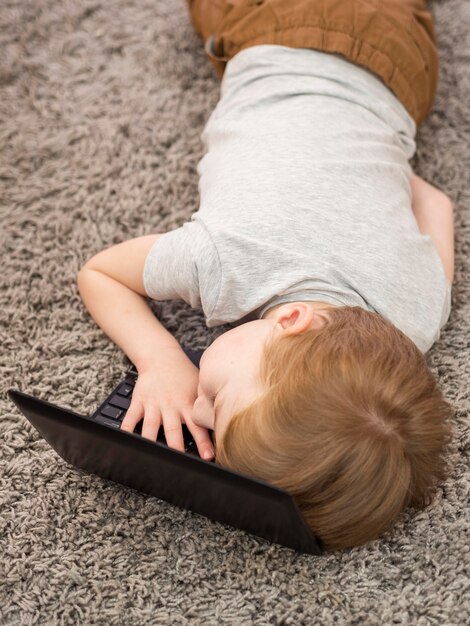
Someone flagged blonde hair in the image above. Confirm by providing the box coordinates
[214,305,453,551]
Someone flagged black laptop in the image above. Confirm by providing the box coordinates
[7,345,322,555]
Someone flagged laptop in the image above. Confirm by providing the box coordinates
[7,345,322,555]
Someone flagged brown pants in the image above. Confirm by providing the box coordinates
[186,0,439,128]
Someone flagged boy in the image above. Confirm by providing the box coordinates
[77,0,454,550]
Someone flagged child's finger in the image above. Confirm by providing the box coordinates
[161,409,186,453]
[120,398,143,432]
[185,417,215,460]
[140,406,162,442]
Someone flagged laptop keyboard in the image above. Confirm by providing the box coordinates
[91,367,201,456]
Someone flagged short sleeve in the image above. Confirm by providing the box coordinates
[142,218,221,316]
[440,278,452,329]
[143,222,202,309]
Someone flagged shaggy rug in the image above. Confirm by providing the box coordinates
[1,1,469,624]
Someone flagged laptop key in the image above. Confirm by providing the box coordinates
[95,415,122,429]
[100,404,124,420]
[108,395,131,410]
[185,440,197,453]
[117,383,133,397]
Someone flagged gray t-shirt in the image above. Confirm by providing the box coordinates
[143,45,451,354]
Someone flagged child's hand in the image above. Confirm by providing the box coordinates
[120,350,215,460]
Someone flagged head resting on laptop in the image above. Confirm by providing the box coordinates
[192,302,453,552]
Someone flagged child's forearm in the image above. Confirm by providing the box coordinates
[77,268,183,372]
[410,173,450,208]
[410,174,454,284]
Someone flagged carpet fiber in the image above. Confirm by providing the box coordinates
[1,1,469,624]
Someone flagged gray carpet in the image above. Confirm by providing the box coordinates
[1,1,469,624]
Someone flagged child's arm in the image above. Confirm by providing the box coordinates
[76,235,215,459]
[410,174,455,284]
[77,234,182,370]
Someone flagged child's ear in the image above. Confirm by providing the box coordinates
[278,304,327,335]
